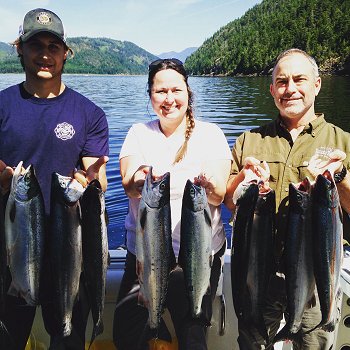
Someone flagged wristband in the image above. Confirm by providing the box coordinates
[334,165,347,184]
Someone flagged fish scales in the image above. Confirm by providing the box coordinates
[312,170,343,332]
[4,163,45,306]
[50,173,84,337]
[179,180,212,318]
[136,168,173,330]
[274,178,315,343]
[231,182,259,320]
[81,179,108,347]
[246,187,275,344]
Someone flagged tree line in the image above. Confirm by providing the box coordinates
[184,0,350,76]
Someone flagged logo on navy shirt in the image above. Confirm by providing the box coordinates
[54,122,75,140]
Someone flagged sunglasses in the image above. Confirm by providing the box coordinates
[148,58,184,70]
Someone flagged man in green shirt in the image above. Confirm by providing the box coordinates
[224,48,350,349]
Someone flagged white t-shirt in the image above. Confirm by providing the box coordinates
[119,119,232,256]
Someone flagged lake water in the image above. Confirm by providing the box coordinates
[1,73,350,249]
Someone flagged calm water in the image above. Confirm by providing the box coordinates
[1,73,350,249]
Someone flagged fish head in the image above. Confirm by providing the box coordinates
[289,178,311,211]
[313,171,339,208]
[182,179,207,212]
[13,164,42,201]
[142,167,170,209]
[52,173,85,205]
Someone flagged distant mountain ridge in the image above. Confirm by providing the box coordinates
[158,47,198,63]
[0,37,158,74]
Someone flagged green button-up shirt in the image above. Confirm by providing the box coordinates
[231,113,350,259]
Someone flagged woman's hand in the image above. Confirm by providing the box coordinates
[194,172,216,197]
[133,166,151,195]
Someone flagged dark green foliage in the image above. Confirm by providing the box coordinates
[184,0,350,76]
[0,37,158,75]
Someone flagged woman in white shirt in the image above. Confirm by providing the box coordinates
[113,58,232,350]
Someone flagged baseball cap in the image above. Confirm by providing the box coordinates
[19,8,66,43]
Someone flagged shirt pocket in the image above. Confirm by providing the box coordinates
[291,153,315,181]
[257,153,286,184]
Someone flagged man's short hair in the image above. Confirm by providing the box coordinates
[272,48,319,80]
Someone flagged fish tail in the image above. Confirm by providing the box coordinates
[273,325,302,345]
[321,320,336,332]
[88,320,104,350]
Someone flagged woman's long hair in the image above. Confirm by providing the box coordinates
[148,59,195,164]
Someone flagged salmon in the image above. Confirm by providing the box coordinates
[50,173,84,337]
[4,162,45,306]
[136,168,174,331]
[81,179,109,347]
[178,179,212,318]
[312,170,343,332]
[274,178,315,344]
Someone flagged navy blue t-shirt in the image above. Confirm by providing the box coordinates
[0,83,109,213]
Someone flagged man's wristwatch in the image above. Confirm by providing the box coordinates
[334,165,347,184]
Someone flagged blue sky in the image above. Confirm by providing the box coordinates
[0,0,261,55]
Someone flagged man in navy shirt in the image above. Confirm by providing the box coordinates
[0,8,109,349]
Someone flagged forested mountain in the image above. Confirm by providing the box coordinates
[0,37,158,74]
[185,0,350,76]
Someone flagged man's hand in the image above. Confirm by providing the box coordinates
[243,157,271,183]
[0,160,14,195]
[307,149,346,179]
[74,156,109,188]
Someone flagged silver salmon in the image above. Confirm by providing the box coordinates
[178,179,212,318]
[50,173,84,337]
[81,179,108,347]
[231,181,259,322]
[4,162,45,306]
[312,170,343,332]
[136,168,174,330]
[246,186,275,344]
[274,178,315,343]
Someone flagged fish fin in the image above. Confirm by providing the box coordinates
[9,202,16,223]
[205,284,211,295]
[139,208,147,230]
[137,289,148,308]
[204,206,212,227]
[322,320,336,332]
[88,320,104,349]
[7,282,19,298]
[136,259,143,282]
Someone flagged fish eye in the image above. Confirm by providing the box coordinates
[160,182,166,190]
[190,188,195,196]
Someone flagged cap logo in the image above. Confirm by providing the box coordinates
[36,12,52,26]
